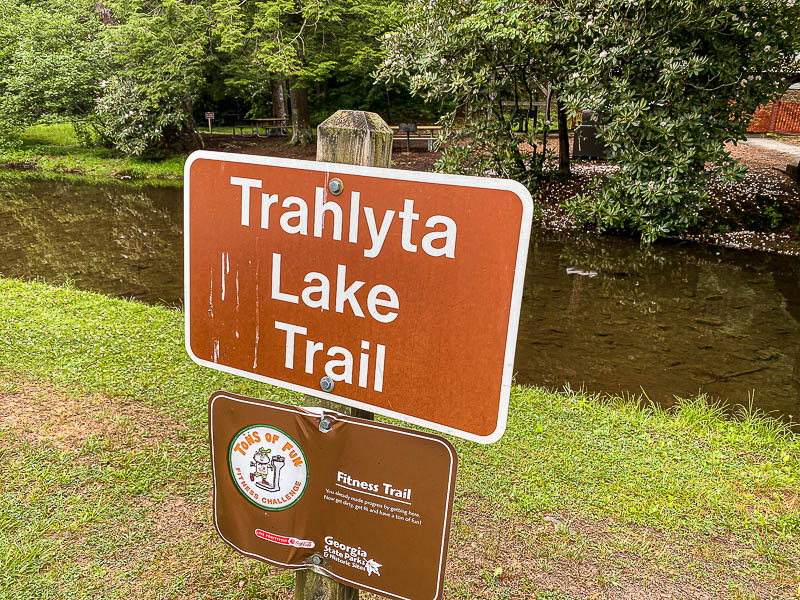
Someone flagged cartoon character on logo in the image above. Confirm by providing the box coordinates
[229,424,309,511]
[249,447,285,492]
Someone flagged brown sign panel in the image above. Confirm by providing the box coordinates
[186,152,533,443]
[209,390,457,600]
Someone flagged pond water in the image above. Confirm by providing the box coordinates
[1,174,798,422]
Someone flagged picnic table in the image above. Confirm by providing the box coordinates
[248,117,290,137]
[390,124,443,152]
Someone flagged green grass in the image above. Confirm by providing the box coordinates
[21,123,80,146]
[0,123,185,183]
[3,122,291,183]
[0,277,798,599]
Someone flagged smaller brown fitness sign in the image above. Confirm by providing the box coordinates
[209,391,458,600]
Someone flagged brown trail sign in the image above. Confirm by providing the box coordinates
[184,148,533,443]
[209,390,457,600]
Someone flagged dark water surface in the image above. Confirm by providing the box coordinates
[1,175,798,420]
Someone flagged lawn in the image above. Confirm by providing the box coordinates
[0,123,185,182]
[0,277,798,599]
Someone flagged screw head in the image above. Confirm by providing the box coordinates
[328,178,343,195]
[319,418,332,432]
[320,376,335,393]
[311,554,323,566]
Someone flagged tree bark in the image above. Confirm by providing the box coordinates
[271,79,288,121]
[183,96,203,149]
[384,86,392,125]
[557,98,570,178]
[289,84,314,146]
[542,86,552,157]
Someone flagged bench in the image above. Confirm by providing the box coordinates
[390,124,442,152]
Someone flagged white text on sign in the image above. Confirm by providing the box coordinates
[230,177,457,259]
[229,176,460,397]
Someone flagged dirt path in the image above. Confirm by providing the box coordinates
[744,136,800,161]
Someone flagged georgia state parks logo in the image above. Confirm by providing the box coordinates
[228,425,308,510]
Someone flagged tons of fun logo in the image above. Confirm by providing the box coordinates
[228,425,308,510]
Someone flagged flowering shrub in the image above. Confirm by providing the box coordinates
[94,78,189,156]
[379,2,557,189]
[556,0,800,241]
[380,0,800,242]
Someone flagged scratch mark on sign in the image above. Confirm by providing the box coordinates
[213,339,220,363]
[254,260,260,369]
[374,344,386,393]
[208,266,214,318]
[221,252,227,301]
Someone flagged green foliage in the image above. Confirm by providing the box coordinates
[380,0,800,242]
[0,0,107,147]
[556,0,800,242]
[0,0,408,154]
[239,0,397,86]
[92,0,216,154]
[211,0,399,142]
[20,124,79,147]
[379,1,558,188]
[93,77,189,157]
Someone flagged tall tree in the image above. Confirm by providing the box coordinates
[216,0,398,145]
[95,0,215,154]
[379,1,565,188]
[271,79,288,122]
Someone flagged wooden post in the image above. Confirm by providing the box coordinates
[316,110,393,167]
[294,109,393,600]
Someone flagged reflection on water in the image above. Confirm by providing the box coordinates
[0,174,798,421]
[517,234,800,421]
[0,175,183,304]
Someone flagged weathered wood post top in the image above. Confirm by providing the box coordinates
[316,110,393,167]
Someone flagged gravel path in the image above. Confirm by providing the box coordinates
[744,136,800,160]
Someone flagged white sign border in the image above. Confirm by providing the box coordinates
[209,391,457,600]
[185,150,533,444]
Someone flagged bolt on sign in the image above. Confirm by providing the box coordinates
[209,390,457,600]
[185,151,533,443]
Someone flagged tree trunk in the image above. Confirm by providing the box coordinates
[557,98,570,178]
[183,96,203,149]
[289,84,314,146]
[542,86,552,157]
[271,79,288,120]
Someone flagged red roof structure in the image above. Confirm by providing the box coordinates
[747,86,800,135]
